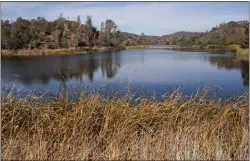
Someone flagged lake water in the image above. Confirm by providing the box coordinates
[2,47,249,98]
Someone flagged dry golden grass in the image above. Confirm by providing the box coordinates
[1,48,88,56]
[229,44,249,57]
[125,45,149,49]
[1,46,148,57]
[1,90,249,160]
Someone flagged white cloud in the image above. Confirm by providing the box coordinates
[1,2,42,10]
[1,2,248,36]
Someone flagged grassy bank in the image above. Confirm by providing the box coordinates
[1,48,87,56]
[125,45,149,49]
[228,44,249,56]
[2,90,248,160]
[1,45,149,56]
[192,44,249,56]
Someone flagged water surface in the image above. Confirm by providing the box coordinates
[2,47,249,98]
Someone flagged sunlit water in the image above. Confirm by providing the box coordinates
[2,46,249,98]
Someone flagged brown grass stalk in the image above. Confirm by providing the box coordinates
[1,45,148,57]
[1,90,249,160]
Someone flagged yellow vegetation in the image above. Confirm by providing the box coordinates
[125,45,149,49]
[2,89,248,160]
[228,44,249,56]
[1,48,87,56]
[1,46,148,56]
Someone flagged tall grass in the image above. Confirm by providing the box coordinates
[190,44,249,60]
[125,45,149,49]
[1,89,249,160]
[229,44,249,56]
[1,48,87,56]
[1,46,148,56]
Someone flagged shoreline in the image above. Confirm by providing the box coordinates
[1,45,149,57]
[165,44,249,61]
[191,44,249,56]
[1,45,248,62]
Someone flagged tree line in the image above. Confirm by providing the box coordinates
[2,16,249,50]
[1,14,149,50]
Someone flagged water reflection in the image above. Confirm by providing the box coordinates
[149,46,231,54]
[2,51,248,87]
[2,52,122,85]
[150,47,249,86]
[240,61,249,86]
[1,49,249,97]
[206,57,248,86]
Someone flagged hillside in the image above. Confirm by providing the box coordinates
[158,31,204,45]
[158,21,249,48]
[120,32,159,46]
[120,20,249,48]
[1,17,249,52]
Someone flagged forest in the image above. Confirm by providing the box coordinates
[1,14,249,52]
[1,14,152,51]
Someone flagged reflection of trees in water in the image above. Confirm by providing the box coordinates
[208,56,241,70]
[153,48,249,87]
[2,53,122,85]
[207,56,249,86]
[158,47,230,54]
[2,52,248,87]
[101,57,120,78]
[240,61,249,86]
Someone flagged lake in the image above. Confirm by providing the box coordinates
[1,46,249,98]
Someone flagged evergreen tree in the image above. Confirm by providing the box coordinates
[77,15,81,25]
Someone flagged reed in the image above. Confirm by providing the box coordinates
[229,44,249,56]
[1,48,87,56]
[1,88,248,160]
[1,46,148,57]
[125,45,149,49]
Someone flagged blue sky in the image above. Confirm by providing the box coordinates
[1,2,249,36]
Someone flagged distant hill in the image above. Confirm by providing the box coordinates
[120,32,159,45]
[157,21,249,48]
[158,31,203,45]
[196,21,248,47]
[120,21,248,48]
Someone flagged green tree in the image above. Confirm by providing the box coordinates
[241,26,249,49]
[139,32,145,45]
[84,15,95,47]
[98,22,106,46]
[76,25,84,46]
[1,20,12,49]
[98,19,118,46]
[29,17,50,49]
[85,15,92,28]
[77,15,81,25]
[10,17,31,49]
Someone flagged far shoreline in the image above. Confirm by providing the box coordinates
[1,45,149,57]
[1,44,248,62]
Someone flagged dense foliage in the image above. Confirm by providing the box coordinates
[1,16,249,50]
[158,21,249,48]
[1,15,152,50]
